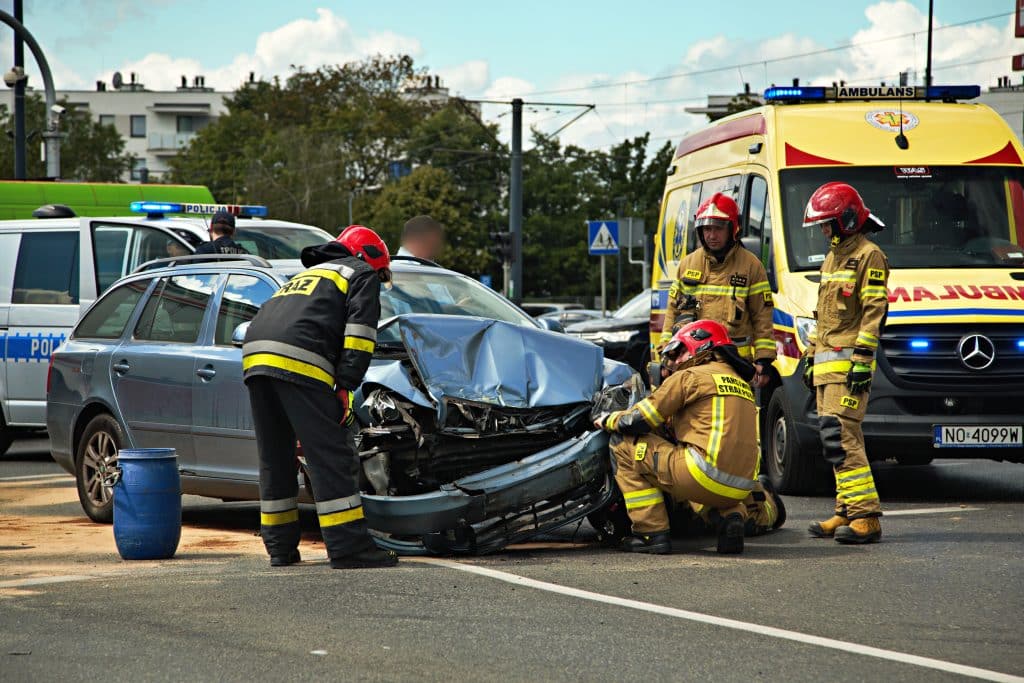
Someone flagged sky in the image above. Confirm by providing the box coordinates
[1,1,1020,148]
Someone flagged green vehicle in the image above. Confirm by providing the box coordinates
[0,181,215,219]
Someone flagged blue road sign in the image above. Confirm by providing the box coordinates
[479,274,493,289]
[588,220,619,255]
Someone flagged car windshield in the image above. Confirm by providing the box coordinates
[614,290,651,319]
[780,166,1024,270]
[378,268,536,343]
[233,226,334,260]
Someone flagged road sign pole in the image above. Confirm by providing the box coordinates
[600,255,607,317]
[509,98,523,304]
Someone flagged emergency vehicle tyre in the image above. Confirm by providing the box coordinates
[764,389,822,495]
[0,428,13,457]
[896,454,934,466]
[75,413,125,523]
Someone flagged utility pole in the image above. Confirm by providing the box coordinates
[509,98,523,304]
[924,0,934,91]
[13,0,25,179]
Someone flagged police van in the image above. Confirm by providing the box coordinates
[0,202,332,453]
[650,84,1024,493]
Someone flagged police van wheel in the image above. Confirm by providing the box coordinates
[75,414,125,523]
[764,390,820,495]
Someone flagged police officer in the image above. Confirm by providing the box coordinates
[801,182,889,544]
[597,320,785,555]
[660,193,775,388]
[243,225,397,569]
[194,210,249,255]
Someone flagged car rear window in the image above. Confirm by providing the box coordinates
[134,274,219,344]
[74,279,151,339]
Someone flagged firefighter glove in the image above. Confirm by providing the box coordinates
[802,357,814,391]
[846,362,873,393]
[337,389,355,426]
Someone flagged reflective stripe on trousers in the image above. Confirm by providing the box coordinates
[684,447,756,501]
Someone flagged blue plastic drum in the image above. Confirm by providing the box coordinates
[112,448,181,560]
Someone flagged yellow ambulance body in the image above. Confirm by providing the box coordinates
[651,86,1024,492]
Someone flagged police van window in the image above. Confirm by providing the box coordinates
[214,274,277,346]
[134,274,219,344]
[93,224,190,293]
[74,279,151,339]
[780,167,1024,270]
[12,231,80,305]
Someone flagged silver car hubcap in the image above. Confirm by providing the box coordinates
[771,417,787,473]
[82,431,117,506]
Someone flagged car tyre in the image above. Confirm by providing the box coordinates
[587,487,630,546]
[75,413,125,523]
[764,389,826,495]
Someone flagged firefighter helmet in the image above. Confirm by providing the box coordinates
[662,319,733,361]
[337,225,392,283]
[802,182,884,237]
[694,193,741,239]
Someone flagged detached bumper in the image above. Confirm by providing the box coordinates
[362,429,612,554]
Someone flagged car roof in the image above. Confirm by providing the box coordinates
[0,214,327,233]
[124,252,450,281]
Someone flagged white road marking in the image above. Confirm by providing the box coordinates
[415,557,1024,683]
[0,473,70,482]
[0,575,96,589]
[885,506,983,516]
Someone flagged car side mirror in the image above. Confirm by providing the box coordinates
[231,321,250,348]
[538,317,564,333]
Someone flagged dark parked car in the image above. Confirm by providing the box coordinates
[46,255,643,555]
[537,309,607,327]
[565,289,652,375]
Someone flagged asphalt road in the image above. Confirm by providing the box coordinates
[2,437,1022,682]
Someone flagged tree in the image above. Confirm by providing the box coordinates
[0,94,133,181]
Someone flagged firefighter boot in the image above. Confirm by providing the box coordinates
[717,513,745,554]
[808,515,849,538]
[835,518,882,545]
[270,549,301,567]
[330,547,399,569]
[620,531,671,554]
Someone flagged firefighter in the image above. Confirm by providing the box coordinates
[659,193,775,389]
[801,182,889,544]
[243,226,398,569]
[597,320,786,555]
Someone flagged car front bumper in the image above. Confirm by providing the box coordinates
[362,429,613,555]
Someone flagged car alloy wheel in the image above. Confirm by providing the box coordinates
[76,413,125,523]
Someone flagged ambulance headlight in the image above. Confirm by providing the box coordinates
[795,317,817,349]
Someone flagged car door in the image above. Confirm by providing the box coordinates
[4,229,81,427]
[84,220,193,306]
[109,273,220,465]
[190,272,279,480]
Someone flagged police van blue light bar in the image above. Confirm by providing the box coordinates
[764,84,980,103]
[909,339,931,350]
[129,201,269,218]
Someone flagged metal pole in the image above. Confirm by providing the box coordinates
[502,261,511,298]
[347,194,354,225]
[509,98,523,304]
[924,0,934,91]
[642,236,650,291]
[600,255,607,317]
[13,0,25,179]
[0,10,60,178]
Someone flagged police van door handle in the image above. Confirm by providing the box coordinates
[196,365,217,381]
[112,360,130,375]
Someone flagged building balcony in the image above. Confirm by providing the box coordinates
[147,132,196,154]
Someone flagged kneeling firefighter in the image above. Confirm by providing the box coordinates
[243,226,398,569]
[596,320,785,554]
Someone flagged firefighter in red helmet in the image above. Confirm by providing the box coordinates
[597,320,785,555]
[659,192,776,389]
[802,182,889,544]
[243,226,398,569]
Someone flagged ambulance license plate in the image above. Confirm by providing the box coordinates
[933,425,1023,448]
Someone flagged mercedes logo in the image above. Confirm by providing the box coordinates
[957,334,996,370]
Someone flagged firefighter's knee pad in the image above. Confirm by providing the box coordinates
[819,415,846,467]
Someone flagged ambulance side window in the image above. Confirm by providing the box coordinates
[745,175,776,290]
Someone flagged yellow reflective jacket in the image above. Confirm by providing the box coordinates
[660,244,776,361]
[806,233,890,385]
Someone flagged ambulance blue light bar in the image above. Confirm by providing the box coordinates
[129,201,269,218]
[764,84,980,103]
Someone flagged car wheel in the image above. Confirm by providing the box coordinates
[896,454,934,466]
[587,488,630,546]
[764,389,825,495]
[0,430,13,457]
[75,413,125,523]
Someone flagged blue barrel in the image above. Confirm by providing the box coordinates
[113,448,181,560]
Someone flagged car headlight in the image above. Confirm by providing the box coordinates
[582,330,638,344]
[795,317,817,349]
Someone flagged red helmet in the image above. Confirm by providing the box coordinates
[694,193,740,240]
[802,182,884,237]
[337,225,392,283]
[662,319,732,362]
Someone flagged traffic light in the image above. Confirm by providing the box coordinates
[488,231,513,262]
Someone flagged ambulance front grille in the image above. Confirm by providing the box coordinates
[880,324,1024,385]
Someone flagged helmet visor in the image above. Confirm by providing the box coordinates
[696,217,733,231]
[662,339,683,360]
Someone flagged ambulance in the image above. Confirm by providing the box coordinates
[650,84,1024,493]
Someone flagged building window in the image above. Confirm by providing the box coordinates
[130,115,146,137]
[130,158,148,182]
[176,115,194,133]
[99,114,115,129]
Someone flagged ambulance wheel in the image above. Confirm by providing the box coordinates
[74,413,124,523]
[764,389,820,495]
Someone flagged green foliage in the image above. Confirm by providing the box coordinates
[0,94,133,181]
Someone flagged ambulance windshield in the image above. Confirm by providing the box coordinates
[780,167,1024,270]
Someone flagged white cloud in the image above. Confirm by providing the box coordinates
[437,60,489,95]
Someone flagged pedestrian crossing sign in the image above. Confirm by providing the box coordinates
[588,220,619,255]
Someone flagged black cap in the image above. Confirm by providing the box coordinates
[211,210,236,229]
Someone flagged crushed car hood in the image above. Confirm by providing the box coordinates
[372,315,604,411]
